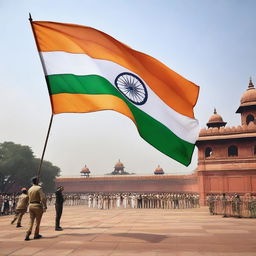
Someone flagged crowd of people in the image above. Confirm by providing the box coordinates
[207,193,256,218]
[46,192,200,209]
[5,191,256,218]
[0,193,17,215]
[1,192,200,215]
[47,193,86,206]
[86,192,200,209]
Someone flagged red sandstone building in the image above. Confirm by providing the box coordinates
[56,79,256,205]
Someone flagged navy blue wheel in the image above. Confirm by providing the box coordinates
[114,72,148,105]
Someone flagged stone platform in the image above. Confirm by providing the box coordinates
[0,206,256,256]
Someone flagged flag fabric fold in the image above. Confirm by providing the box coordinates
[31,21,200,166]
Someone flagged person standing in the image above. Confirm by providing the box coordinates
[55,186,64,231]
[137,194,142,208]
[25,177,47,241]
[233,194,242,218]
[3,195,10,215]
[221,193,228,217]
[11,188,29,227]
[208,194,215,215]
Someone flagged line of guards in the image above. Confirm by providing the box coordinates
[207,193,256,218]
[48,192,200,209]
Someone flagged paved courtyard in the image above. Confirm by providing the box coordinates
[0,206,256,256]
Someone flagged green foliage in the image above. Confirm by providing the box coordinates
[0,141,60,193]
[34,158,60,192]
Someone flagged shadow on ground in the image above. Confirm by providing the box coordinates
[112,232,168,243]
[45,232,168,243]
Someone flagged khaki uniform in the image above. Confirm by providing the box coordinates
[11,193,29,226]
[26,185,47,237]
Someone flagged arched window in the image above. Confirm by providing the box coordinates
[246,114,254,125]
[228,145,238,157]
[205,147,212,158]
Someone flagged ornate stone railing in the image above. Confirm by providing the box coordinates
[199,122,256,137]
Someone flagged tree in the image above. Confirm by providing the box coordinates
[34,158,60,192]
[0,141,60,193]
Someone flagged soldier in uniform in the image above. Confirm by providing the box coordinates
[221,193,228,217]
[208,194,215,215]
[55,186,64,231]
[233,194,242,218]
[137,194,142,208]
[11,188,29,227]
[25,177,47,241]
[248,194,256,218]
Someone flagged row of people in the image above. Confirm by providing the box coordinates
[47,193,86,206]
[86,193,200,209]
[1,191,200,216]
[207,193,256,218]
[0,191,80,216]
[45,192,200,209]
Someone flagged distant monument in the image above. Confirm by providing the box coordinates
[80,165,90,178]
[108,160,133,175]
[154,165,164,175]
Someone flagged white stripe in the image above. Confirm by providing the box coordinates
[41,51,199,143]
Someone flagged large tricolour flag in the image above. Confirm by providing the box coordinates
[31,21,199,166]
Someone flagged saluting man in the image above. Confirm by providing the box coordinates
[25,177,47,241]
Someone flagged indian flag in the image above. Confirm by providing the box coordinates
[31,21,200,166]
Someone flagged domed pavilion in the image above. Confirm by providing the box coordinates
[236,78,256,125]
[80,165,90,177]
[154,165,164,175]
[206,108,227,128]
[112,160,125,175]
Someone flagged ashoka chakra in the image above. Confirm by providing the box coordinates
[114,72,148,105]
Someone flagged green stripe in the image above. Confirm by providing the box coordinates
[46,74,195,166]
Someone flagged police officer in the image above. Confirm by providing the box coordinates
[25,177,47,241]
[55,186,64,231]
[11,188,29,227]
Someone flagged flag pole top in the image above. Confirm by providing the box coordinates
[29,13,33,22]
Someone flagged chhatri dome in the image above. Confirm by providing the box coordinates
[236,78,256,125]
[114,159,124,169]
[112,159,126,175]
[206,108,227,128]
[154,165,164,175]
[80,165,90,177]
[238,78,256,108]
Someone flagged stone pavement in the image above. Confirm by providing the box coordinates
[0,206,256,256]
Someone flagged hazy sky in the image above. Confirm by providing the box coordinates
[0,0,256,176]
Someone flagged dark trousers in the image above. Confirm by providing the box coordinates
[55,204,63,228]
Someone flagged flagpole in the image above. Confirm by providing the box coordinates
[36,114,54,179]
[29,13,54,181]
